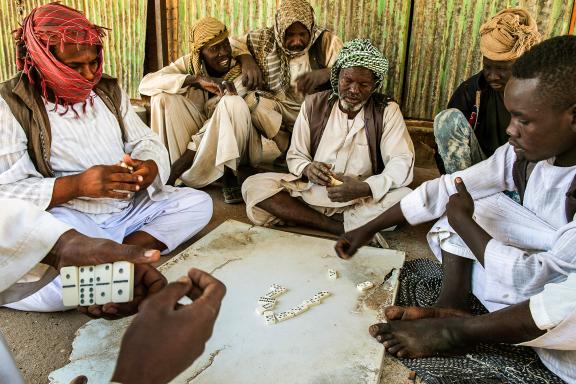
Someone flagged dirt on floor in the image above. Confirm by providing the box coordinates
[0,167,437,384]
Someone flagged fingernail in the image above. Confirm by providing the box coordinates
[144,250,157,258]
[455,177,462,183]
[138,176,143,182]
[177,276,191,284]
[135,185,140,191]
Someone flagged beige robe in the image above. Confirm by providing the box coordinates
[139,55,261,187]
[230,32,343,139]
[242,100,415,231]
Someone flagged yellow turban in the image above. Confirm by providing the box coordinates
[480,8,541,61]
[189,17,229,75]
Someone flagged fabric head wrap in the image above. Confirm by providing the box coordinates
[13,2,106,108]
[330,39,389,96]
[188,17,241,81]
[479,8,541,61]
[274,0,317,57]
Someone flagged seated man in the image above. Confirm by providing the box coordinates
[140,17,258,203]
[242,39,414,236]
[0,3,212,312]
[336,36,576,383]
[231,0,343,159]
[434,8,540,174]
[0,198,225,384]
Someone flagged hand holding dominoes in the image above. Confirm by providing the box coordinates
[45,229,165,318]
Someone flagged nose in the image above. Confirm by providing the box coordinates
[349,83,360,94]
[506,120,519,138]
[485,70,500,82]
[79,65,95,81]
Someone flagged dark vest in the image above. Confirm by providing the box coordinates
[513,157,576,222]
[0,72,126,177]
[304,90,391,175]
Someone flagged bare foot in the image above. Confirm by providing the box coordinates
[369,318,471,358]
[385,305,472,321]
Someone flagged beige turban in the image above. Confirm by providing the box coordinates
[189,17,241,80]
[479,8,541,61]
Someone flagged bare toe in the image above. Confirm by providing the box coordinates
[384,306,406,320]
[369,322,390,338]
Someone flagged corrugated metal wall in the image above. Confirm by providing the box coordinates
[403,0,575,119]
[0,0,147,99]
[167,0,412,100]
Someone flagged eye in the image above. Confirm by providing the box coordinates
[519,120,529,125]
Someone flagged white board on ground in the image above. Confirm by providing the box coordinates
[49,220,405,384]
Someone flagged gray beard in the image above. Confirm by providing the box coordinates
[339,98,367,113]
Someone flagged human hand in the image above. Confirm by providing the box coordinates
[123,154,158,190]
[112,268,226,384]
[295,68,330,94]
[75,165,141,199]
[446,177,475,229]
[334,226,375,260]
[78,263,167,320]
[327,175,371,202]
[239,54,264,90]
[303,161,333,186]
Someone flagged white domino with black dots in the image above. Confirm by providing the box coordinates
[59,262,134,306]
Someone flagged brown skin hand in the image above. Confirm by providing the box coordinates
[112,269,226,384]
[482,57,515,93]
[369,301,544,359]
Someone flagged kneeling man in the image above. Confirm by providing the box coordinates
[242,39,414,235]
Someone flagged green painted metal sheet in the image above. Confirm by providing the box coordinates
[0,0,147,99]
[403,0,575,120]
[170,0,412,99]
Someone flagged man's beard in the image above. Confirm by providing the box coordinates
[339,97,367,113]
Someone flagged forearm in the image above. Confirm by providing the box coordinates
[48,175,80,209]
[451,216,491,265]
[463,300,545,345]
[359,202,407,235]
[312,68,331,84]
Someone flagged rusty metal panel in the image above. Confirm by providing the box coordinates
[168,0,411,99]
[404,0,575,120]
[0,0,147,99]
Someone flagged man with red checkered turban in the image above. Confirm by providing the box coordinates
[0,3,213,313]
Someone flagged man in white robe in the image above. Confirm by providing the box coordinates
[242,39,414,235]
[336,36,576,382]
[0,3,212,312]
[139,17,260,203]
[231,0,343,161]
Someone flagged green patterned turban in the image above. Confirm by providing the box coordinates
[330,39,389,95]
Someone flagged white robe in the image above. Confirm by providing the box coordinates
[242,100,415,231]
[400,144,576,382]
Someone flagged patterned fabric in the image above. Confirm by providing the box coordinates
[188,17,242,82]
[247,0,323,93]
[480,8,541,61]
[13,3,106,109]
[395,259,565,384]
[329,39,389,96]
[433,108,486,174]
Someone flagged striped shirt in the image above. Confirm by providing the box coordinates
[0,88,172,218]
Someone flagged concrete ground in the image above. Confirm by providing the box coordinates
[0,166,438,384]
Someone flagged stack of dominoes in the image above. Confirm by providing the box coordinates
[60,261,134,306]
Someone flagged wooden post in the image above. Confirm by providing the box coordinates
[143,0,168,75]
[570,1,576,34]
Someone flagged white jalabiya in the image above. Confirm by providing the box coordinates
[400,143,576,382]
[0,87,213,312]
[0,90,171,217]
[242,100,415,232]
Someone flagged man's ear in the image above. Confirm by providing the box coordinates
[570,103,576,133]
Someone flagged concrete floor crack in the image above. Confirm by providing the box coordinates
[186,346,228,382]
[209,258,242,274]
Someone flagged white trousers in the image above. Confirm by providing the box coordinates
[5,187,212,312]
[180,95,261,188]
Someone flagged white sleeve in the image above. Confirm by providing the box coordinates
[364,102,414,201]
[120,91,170,193]
[286,102,313,177]
[0,198,70,294]
[138,55,192,96]
[0,96,56,209]
[400,144,517,225]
